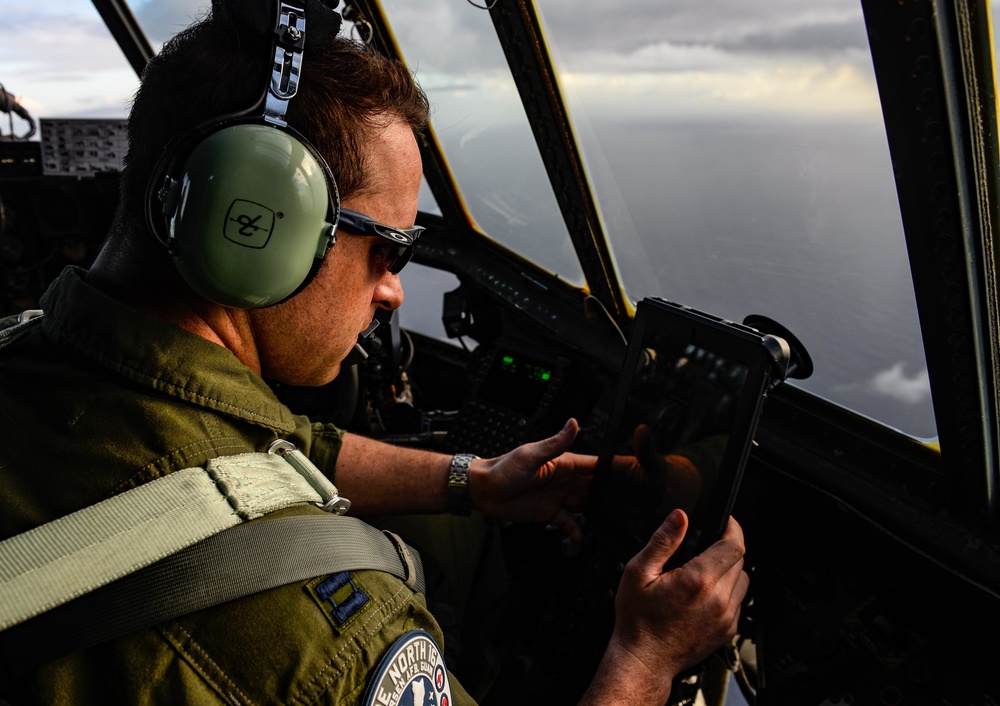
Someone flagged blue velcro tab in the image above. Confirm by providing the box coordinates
[308,572,369,626]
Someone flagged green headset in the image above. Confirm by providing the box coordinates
[146,0,340,309]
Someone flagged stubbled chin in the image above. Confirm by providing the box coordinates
[268,357,343,388]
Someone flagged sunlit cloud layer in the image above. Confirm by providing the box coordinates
[561,59,880,121]
[380,0,881,125]
[417,59,880,138]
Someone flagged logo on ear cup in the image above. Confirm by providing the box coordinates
[224,199,276,248]
[156,122,337,308]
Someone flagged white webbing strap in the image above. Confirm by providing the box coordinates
[0,451,333,631]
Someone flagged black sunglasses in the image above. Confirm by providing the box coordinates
[337,208,424,274]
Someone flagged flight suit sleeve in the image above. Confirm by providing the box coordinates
[290,413,346,483]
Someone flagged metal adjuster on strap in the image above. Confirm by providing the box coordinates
[267,439,351,514]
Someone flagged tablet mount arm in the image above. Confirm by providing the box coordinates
[743,314,814,389]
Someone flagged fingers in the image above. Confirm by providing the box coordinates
[630,508,689,582]
[717,566,750,642]
[734,566,750,607]
[692,517,746,577]
[721,515,746,546]
[633,513,746,590]
[613,511,750,677]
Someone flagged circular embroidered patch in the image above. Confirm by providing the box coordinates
[363,630,453,706]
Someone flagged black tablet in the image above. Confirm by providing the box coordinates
[587,297,788,568]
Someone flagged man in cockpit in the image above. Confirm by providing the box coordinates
[0,1,747,704]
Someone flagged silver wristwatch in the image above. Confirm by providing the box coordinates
[447,453,479,515]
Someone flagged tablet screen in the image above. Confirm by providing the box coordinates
[589,298,783,566]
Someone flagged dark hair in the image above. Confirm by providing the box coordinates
[111,4,428,261]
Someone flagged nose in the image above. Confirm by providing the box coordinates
[374,270,404,311]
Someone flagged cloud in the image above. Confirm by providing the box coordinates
[871,362,931,405]
[536,0,867,69]
[367,0,880,128]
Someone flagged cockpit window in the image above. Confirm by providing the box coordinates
[537,1,937,440]
[1,0,140,122]
[375,0,586,286]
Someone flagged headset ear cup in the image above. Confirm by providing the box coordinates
[160,123,337,308]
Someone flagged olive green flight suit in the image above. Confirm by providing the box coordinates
[0,267,475,706]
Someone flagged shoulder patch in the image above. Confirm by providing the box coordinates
[306,572,370,629]
[363,630,453,706]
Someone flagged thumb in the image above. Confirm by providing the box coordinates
[633,509,689,580]
[522,418,579,465]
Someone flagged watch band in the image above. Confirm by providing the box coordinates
[447,453,479,516]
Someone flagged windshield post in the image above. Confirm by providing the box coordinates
[487,2,630,328]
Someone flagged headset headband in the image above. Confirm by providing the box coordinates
[265,2,306,126]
